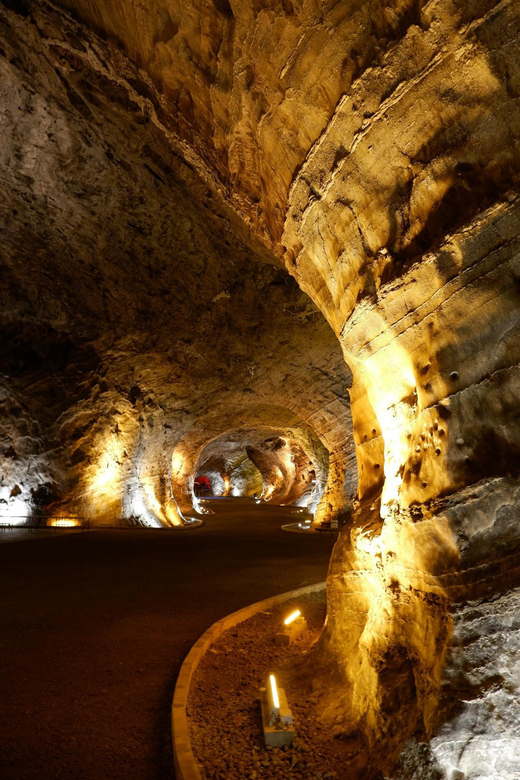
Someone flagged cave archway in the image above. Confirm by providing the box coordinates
[1,1,519,777]
[194,427,324,508]
[169,404,353,526]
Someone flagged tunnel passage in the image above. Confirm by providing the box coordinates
[2,1,520,778]
[0,0,354,532]
[169,404,353,526]
[194,428,325,508]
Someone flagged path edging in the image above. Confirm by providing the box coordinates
[171,581,326,780]
[281,522,315,534]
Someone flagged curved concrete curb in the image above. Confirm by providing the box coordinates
[281,522,315,534]
[172,581,326,780]
[180,518,204,529]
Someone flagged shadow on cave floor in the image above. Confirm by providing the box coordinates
[0,506,335,780]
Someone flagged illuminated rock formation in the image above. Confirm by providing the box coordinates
[0,2,353,528]
[1,0,520,777]
[170,404,354,518]
[195,429,325,505]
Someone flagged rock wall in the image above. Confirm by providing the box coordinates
[0,1,354,528]
[2,0,520,777]
[280,2,520,774]
[194,428,325,503]
[169,405,339,515]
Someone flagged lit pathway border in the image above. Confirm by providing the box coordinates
[171,581,326,780]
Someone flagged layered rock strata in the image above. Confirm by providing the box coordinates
[0,1,354,528]
[2,0,520,778]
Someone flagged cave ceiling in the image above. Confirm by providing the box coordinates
[0,0,353,521]
[2,1,520,777]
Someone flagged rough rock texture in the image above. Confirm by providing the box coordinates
[0,0,354,528]
[170,401,355,524]
[280,3,520,774]
[196,429,324,506]
[2,0,520,778]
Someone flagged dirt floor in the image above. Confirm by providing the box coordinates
[0,500,335,780]
[188,590,341,780]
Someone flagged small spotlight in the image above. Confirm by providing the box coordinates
[51,519,78,528]
[261,673,294,747]
[284,609,301,626]
[275,609,307,646]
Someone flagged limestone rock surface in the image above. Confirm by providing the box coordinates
[2,0,520,778]
[0,1,353,528]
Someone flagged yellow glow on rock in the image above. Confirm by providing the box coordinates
[140,477,182,526]
[357,341,419,517]
[223,475,231,496]
[263,484,275,500]
[91,439,122,494]
[171,451,184,476]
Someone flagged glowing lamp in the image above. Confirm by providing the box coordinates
[261,673,294,746]
[268,674,280,717]
[275,608,307,646]
[54,519,76,528]
[284,610,301,626]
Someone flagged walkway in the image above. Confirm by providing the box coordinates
[0,500,335,779]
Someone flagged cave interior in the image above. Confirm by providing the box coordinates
[1,0,520,778]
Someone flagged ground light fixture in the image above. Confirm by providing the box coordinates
[268,674,280,716]
[275,608,308,645]
[50,518,80,528]
[284,609,301,626]
[260,673,294,747]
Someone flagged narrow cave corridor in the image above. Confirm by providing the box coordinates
[1,0,520,778]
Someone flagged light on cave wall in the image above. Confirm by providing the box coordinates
[141,476,182,526]
[360,345,418,517]
[87,435,127,520]
[0,495,29,525]
[192,496,213,514]
[136,497,162,527]
[89,436,180,527]
[355,529,382,561]
[123,476,185,527]
[141,479,168,524]
[50,518,80,528]
[223,475,231,496]
[262,484,275,500]
[87,441,123,517]
[91,454,120,493]
[171,451,184,477]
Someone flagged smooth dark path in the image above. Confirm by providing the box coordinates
[0,500,335,780]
